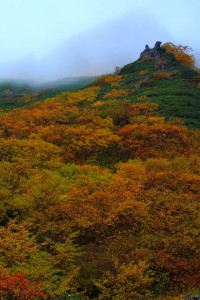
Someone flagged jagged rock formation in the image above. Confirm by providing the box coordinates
[140,41,166,60]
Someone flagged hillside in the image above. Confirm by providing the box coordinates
[90,41,200,128]
[0,42,199,299]
[1,42,200,129]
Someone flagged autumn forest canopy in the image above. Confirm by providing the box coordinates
[0,42,199,299]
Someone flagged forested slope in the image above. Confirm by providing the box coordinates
[0,43,199,299]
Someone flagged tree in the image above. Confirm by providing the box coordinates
[163,42,195,68]
[118,123,192,160]
[0,270,46,300]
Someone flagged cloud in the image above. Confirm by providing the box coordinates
[0,11,174,81]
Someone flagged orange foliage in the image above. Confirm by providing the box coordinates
[118,123,192,159]
[163,42,195,68]
[92,100,106,107]
[139,69,149,75]
[0,87,99,138]
[152,71,171,80]
[103,89,128,99]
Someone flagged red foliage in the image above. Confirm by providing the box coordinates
[0,270,46,299]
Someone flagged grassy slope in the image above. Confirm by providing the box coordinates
[91,53,200,128]
[121,57,200,128]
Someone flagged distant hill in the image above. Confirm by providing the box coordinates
[0,76,96,110]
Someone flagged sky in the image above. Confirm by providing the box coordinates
[0,0,199,81]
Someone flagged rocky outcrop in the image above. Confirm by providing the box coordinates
[140,41,166,60]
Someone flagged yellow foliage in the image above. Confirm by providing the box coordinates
[152,71,171,80]
[136,95,150,101]
[57,86,100,106]
[103,89,128,99]
[139,69,149,76]
[104,75,124,87]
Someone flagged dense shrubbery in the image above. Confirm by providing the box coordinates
[0,44,199,299]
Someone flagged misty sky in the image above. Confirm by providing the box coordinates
[0,0,199,80]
